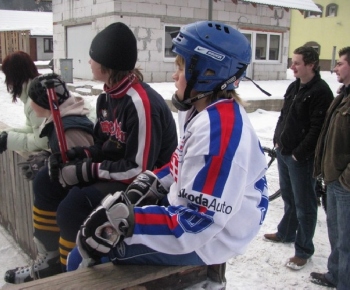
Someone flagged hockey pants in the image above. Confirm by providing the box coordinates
[33,166,128,269]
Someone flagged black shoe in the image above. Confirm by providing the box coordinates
[310,272,336,288]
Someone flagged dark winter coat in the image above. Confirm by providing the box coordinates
[86,78,178,184]
[273,72,334,161]
[40,115,94,154]
[314,85,350,191]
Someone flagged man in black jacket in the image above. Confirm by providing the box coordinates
[264,46,334,270]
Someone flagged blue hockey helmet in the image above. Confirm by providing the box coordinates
[172,21,251,93]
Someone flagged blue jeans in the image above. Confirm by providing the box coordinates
[324,180,350,290]
[67,243,205,271]
[276,149,317,259]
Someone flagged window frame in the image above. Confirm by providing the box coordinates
[163,25,181,62]
[242,30,282,63]
[326,3,338,17]
[304,4,323,18]
[43,37,53,53]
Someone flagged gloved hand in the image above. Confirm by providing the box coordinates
[48,152,60,182]
[77,191,134,260]
[66,146,91,160]
[48,152,96,186]
[125,170,168,206]
[18,150,51,180]
[58,158,96,187]
[0,131,8,154]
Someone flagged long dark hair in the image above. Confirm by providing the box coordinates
[1,51,39,102]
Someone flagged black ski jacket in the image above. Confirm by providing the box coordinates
[273,72,333,161]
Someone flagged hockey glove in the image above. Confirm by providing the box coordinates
[0,131,8,154]
[58,158,97,187]
[48,152,61,182]
[77,191,134,260]
[125,170,168,206]
[18,150,51,180]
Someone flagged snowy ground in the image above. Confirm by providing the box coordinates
[0,67,341,289]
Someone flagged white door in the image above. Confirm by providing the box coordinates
[67,25,95,80]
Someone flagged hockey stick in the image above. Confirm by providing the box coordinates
[45,80,68,163]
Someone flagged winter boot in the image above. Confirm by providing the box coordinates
[4,237,61,284]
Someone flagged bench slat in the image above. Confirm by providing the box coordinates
[6,263,207,290]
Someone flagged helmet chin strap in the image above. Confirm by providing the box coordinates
[172,63,249,111]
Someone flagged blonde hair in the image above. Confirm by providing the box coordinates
[175,55,246,106]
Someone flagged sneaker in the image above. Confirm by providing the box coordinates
[310,272,336,288]
[4,238,61,284]
[286,256,309,270]
[264,233,282,243]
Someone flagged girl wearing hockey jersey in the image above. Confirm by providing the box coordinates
[73,21,269,270]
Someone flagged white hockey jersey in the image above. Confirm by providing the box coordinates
[125,99,269,264]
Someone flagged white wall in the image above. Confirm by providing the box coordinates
[52,0,290,81]
[36,36,53,61]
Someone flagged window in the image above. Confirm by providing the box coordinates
[326,4,338,17]
[304,5,323,18]
[254,33,281,61]
[44,38,53,53]
[164,25,180,60]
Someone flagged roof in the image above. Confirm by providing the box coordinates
[242,0,321,12]
[0,10,52,36]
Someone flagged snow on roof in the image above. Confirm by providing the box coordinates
[0,10,52,36]
[243,0,321,13]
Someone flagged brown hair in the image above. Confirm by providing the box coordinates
[100,66,143,86]
[339,47,350,66]
[1,51,39,102]
[175,55,245,106]
[293,46,320,72]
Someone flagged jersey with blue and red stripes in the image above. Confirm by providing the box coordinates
[125,99,269,264]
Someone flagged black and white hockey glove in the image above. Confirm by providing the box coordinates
[48,153,96,187]
[125,170,168,206]
[59,158,96,187]
[18,150,51,180]
[77,191,134,261]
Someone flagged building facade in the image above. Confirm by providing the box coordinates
[52,0,319,82]
[0,10,53,62]
[289,0,350,71]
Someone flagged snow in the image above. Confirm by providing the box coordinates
[0,68,341,289]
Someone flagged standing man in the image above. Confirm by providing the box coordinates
[310,46,350,289]
[264,46,333,270]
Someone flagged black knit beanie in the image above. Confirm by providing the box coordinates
[89,22,137,70]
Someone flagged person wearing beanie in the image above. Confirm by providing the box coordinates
[64,21,268,285]
[4,22,178,284]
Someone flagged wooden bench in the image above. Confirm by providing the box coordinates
[5,263,213,290]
